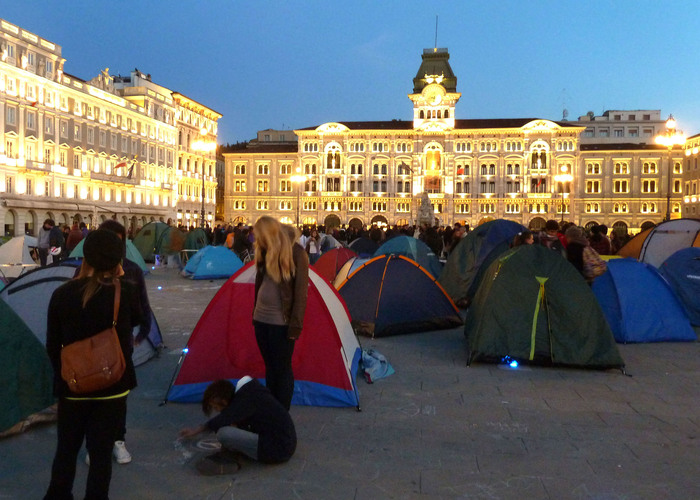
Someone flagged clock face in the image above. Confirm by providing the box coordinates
[423,84,444,106]
[430,92,442,105]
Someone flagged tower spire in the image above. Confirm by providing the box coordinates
[434,16,438,52]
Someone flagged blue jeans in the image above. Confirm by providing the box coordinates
[217,427,259,460]
[253,321,295,410]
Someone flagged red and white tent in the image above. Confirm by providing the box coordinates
[166,263,361,408]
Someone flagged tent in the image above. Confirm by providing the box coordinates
[182,246,243,280]
[0,297,54,434]
[617,218,700,268]
[0,262,162,366]
[184,228,209,251]
[0,235,39,280]
[337,254,462,337]
[166,263,361,408]
[439,219,525,305]
[313,247,357,283]
[348,237,379,257]
[658,248,700,327]
[132,222,185,262]
[320,233,342,253]
[373,235,442,279]
[465,244,624,369]
[592,258,696,343]
[332,257,369,289]
[70,238,149,274]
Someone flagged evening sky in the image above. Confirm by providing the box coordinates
[3,0,700,144]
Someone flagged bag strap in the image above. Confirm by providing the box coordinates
[112,279,121,327]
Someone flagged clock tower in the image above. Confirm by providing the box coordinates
[409,48,461,131]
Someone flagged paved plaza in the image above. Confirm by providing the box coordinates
[1,266,699,499]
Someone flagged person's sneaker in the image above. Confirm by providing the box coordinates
[195,450,241,476]
[113,441,132,464]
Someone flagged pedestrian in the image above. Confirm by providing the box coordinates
[66,221,84,254]
[589,224,612,255]
[512,229,534,246]
[178,377,297,474]
[37,219,53,266]
[252,216,309,410]
[44,229,142,500]
[79,219,156,466]
[49,221,66,264]
[305,228,321,264]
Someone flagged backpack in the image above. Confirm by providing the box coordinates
[582,246,607,282]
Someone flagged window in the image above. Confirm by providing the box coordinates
[6,106,16,125]
[234,164,246,175]
[455,203,470,214]
[87,128,94,144]
[586,162,601,174]
[44,148,52,163]
[256,200,269,210]
[280,180,291,192]
[599,129,609,137]
[642,162,657,174]
[396,202,411,213]
[5,176,13,194]
[586,180,601,193]
[279,201,292,210]
[613,180,629,193]
[349,201,363,211]
[257,164,269,175]
[614,129,624,137]
[641,180,657,193]
[614,162,629,174]
[673,179,681,193]
[280,164,291,175]
[673,162,681,174]
[74,125,81,140]
[234,180,246,192]
[505,203,520,214]
[46,60,53,74]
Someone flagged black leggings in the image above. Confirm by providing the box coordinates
[44,396,126,500]
[253,321,295,410]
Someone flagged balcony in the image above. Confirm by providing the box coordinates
[91,171,139,186]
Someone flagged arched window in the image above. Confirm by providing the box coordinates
[420,110,425,119]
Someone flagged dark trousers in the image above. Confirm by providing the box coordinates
[44,396,126,500]
[253,321,295,410]
[38,247,49,267]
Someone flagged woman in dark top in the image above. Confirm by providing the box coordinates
[253,216,308,410]
[44,229,141,500]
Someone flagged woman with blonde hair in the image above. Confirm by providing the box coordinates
[44,229,142,500]
[253,216,309,410]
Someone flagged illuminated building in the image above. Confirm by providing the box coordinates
[224,47,684,234]
[0,19,220,237]
[683,134,700,218]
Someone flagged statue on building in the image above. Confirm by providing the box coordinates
[88,68,114,91]
[417,192,434,227]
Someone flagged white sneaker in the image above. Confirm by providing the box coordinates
[113,441,132,464]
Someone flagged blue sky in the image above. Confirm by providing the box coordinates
[4,0,700,143]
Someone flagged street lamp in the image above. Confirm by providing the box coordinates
[192,128,216,228]
[291,167,306,228]
[554,165,573,223]
[655,115,685,221]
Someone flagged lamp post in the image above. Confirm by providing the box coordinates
[192,128,216,229]
[554,165,573,223]
[655,115,685,222]
[291,167,306,228]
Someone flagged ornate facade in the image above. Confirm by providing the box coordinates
[224,47,684,234]
[0,19,220,237]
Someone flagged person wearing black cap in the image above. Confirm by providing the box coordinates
[44,229,142,500]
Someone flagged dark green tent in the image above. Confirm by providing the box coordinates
[0,298,54,433]
[184,228,209,251]
[439,219,525,306]
[132,222,185,262]
[464,245,624,370]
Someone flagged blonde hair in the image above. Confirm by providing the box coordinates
[254,216,295,283]
[76,261,123,308]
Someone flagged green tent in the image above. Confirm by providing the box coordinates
[439,219,525,306]
[132,222,185,262]
[69,238,149,274]
[183,228,209,251]
[0,298,54,433]
[464,244,624,370]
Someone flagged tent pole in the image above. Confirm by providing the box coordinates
[159,348,188,406]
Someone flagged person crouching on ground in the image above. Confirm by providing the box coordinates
[178,377,297,467]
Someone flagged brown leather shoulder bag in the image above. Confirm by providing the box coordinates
[60,279,126,394]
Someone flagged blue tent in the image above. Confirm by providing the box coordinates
[373,235,442,278]
[337,254,462,337]
[348,237,379,258]
[592,258,696,343]
[439,219,525,305]
[70,238,149,274]
[182,246,243,280]
[659,247,700,326]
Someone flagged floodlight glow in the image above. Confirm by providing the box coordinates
[182,348,189,354]
[157,286,163,290]
[509,360,519,368]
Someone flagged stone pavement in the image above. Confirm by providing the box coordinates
[1,266,699,499]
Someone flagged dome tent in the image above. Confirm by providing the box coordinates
[166,263,361,408]
[592,258,696,342]
[373,235,442,279]
[70,238,149,274]
[439,219,525,306]
[659,247,700,326]
[465,245,624,370]
[182,246,243,280]
[337,254,462,337]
